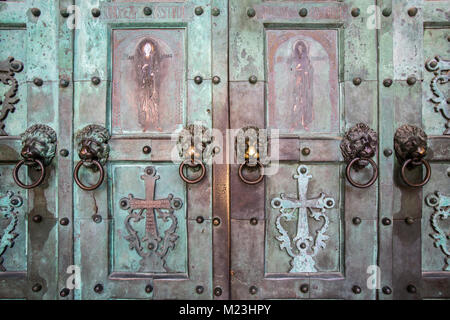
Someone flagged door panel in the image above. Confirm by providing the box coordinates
[73,0,214,300]
[229,0,378,300]
[0,0,66,300]
[384,0,450,299]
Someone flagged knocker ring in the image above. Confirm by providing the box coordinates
[74,160,105,191]
[400,158,431,188]
[179,159,206,184]
[345,157,379,189]
[238,161,264,185]
[13,159,46,190]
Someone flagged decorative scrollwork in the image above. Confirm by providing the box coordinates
[271,165,335,273]
[120,167,183,272]
[0,191,23,271]
[425,56,450,135]
[426,192,450,271]
[0,57,24,136]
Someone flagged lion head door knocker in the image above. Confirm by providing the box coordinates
[13,124,57,189]
[176,124,213,184]
[73,125,110,191]
[394,124,431,188]
[236,126,268,185]
[0,57,24,136]
[425,56,449,135]
[340,123,379,188]
[426,192,450,271]
[271,165,335,272]
[0,191,23,271]
[119,166,183,272]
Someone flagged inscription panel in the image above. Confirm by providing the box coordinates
[267,30,339,134]
[112,29,185,134]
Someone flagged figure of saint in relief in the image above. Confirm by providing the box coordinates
[289,40,314,131]
[135,39,162,132]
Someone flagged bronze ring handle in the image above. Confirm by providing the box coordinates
[74,160,105,191]
[238,161,264,185]
[401,158,431,188]
[179,159,206,184]
[13,159,46,189]
[345,157,378,189]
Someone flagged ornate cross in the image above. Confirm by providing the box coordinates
[120,167,183,272]
[271,165,335,273]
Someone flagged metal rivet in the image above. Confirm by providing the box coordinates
[173,200,182,209]
[299,8,308,17]
[60,8,70,18]
[300,243,307,249]
[249,75,257,84]
[353,217,362,225]
[32,283,42,292]
[60,149,69,157]
[142,145,151,154]
[250,218,258,226]
[196,286,204,294]
[94,284,103,293]
[213,217,221,226]
[194,76,203,84]
[407,284,417,294]
[300,284,309,293]
[212,8,220,16]
[91,77,101,85]
[249,286,258,295]
[91,8,101,18]
[145,284,153,293]
[60,288,70,297]
[353,77,362,86]
[33,78,43,87]
[32,215,42,223]
[326,200,334,207]
[383,79,393,87]
[405,217,414,225]
[60,218,70,226]
[247,8,256,18]
[213,146,221,155]
[60,79,69,88]
[93,215,102,224]
[430,197,438,205]
[302,147,311,156]
[382,217,392,226]
[352,285,361,294]
[351,8,360,17]
[195,7,204,16]
[382,286,392,295]
[384,148,393,157]
[11,199,19,206]
[143,7,152,16]
[31,8,41,17]
[300,167,307,174]
[214,287,222,297]
[382,8,392,17]
[408,7,418,17]
[212,76,221,84]
[407,76,417,86]
[196,216,204,224]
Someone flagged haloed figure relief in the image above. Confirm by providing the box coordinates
[290,40,314,131]
[135,39,162,132]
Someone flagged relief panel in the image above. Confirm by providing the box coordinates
[112,29,185,134]
[265,163,341,275]
[111,164,187,275]
[0,29,27,136]
[266,30,339,134]
[423,28,450,135]
[0,166,26,273]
